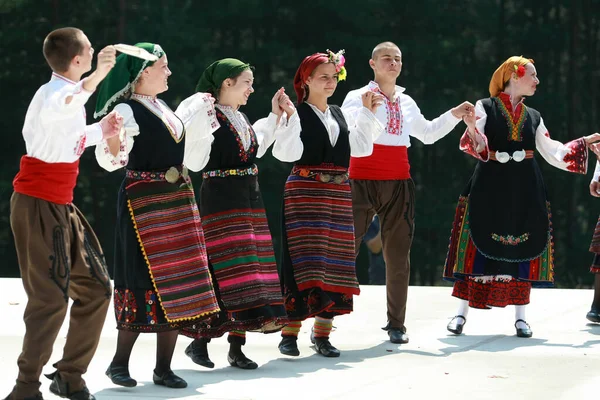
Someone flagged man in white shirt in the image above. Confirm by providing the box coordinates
[5,27,121,400]
[341,41,473,344]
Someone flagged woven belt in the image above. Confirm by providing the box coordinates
[202,164,258,179]
[490,150,534,163]
[293,167,349,184]
[126,166,188,183]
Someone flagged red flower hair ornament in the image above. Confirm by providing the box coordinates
[513,64,526,78]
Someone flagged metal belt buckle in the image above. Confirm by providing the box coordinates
[318,173,332,183]
[512,150,526,162]
[165,167,180,183]
[333,174,346,184]
[495,152,510,163]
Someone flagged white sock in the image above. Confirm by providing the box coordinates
[515,305,528,329]
[456,299,469,321]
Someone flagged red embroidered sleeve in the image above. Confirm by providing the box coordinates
[459,128,489,161]
[563,137,588,174]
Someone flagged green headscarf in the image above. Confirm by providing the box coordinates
[195,58,251,96]
[94,42,165,118]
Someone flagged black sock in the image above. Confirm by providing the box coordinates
[155,331,178,375]
[112,330,140,368]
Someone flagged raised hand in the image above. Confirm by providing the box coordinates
[371,93,385,112]
[451,101,475,119]
[584,133,600,146]
[279,92,296,117]
[99,110,123,139]
[361,91,380,113]
[95,45,117,81]
[271,87,285,116]
[463,113,476,131]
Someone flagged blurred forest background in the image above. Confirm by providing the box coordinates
[1,0,599,287]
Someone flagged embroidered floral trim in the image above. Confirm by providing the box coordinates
[202,164,258,179]
[491,232,530,246]
[145,290,158,325]
[114,288,137,323]
[215,107,256,162]
[563,137,587,174]
[469,275,514,283]
[494,97,527,142]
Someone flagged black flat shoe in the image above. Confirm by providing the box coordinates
[312,337,341,357]
[152,370,187,389]
[278,336,300,356]
[309,327,341,357]
[388,328,409,344]
[515,319,533,338]
[447,315,467,335]
[227,353,258,369]
[586,308,600,323]
[45,371,96,400]
[184,340,214,369]
[105,364,137,387]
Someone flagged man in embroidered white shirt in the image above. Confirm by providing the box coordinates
[341,41,473,344]
[6,27,122,400]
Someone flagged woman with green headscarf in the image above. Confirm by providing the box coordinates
[94,43,221,389]
[179,58,290,370]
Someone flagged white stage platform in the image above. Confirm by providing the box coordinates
[0,279,598,400]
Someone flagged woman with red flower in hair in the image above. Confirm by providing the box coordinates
[272,50,384,357]
[443,56,600,337]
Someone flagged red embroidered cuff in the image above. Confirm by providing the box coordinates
[460,128,489,161]
[564,137,588,174]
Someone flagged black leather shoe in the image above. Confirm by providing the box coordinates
[586,308,600,323]
[227,352,258,369]
[447,315,467,335]
[184,340,214,369]
[312,337,341,357]
[309,327,341,357]
[515,319,533,338]
[152,370,187,389]
[278,336,300,356]
[105,364,137,387]
[388,328,409,344]
[45,371,95,400]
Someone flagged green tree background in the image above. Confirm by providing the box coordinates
[1,0,599,287]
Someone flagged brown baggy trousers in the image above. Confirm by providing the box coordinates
[8,192,111,398]
[351,179,415,332]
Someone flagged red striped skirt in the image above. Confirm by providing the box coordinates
[283,164,360,296]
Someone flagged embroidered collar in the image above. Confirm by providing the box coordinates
[51,72,77,85]
[214,106,256,161]
[131,93,158,101]
[131,95,184,143]
[498,92,525,115]
[368,80,405,102]
[494,92,528,142]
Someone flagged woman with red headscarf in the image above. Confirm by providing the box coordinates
[272,50,384,357]
[442,56,600,337]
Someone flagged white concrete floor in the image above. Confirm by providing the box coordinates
[0,279,598,400]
